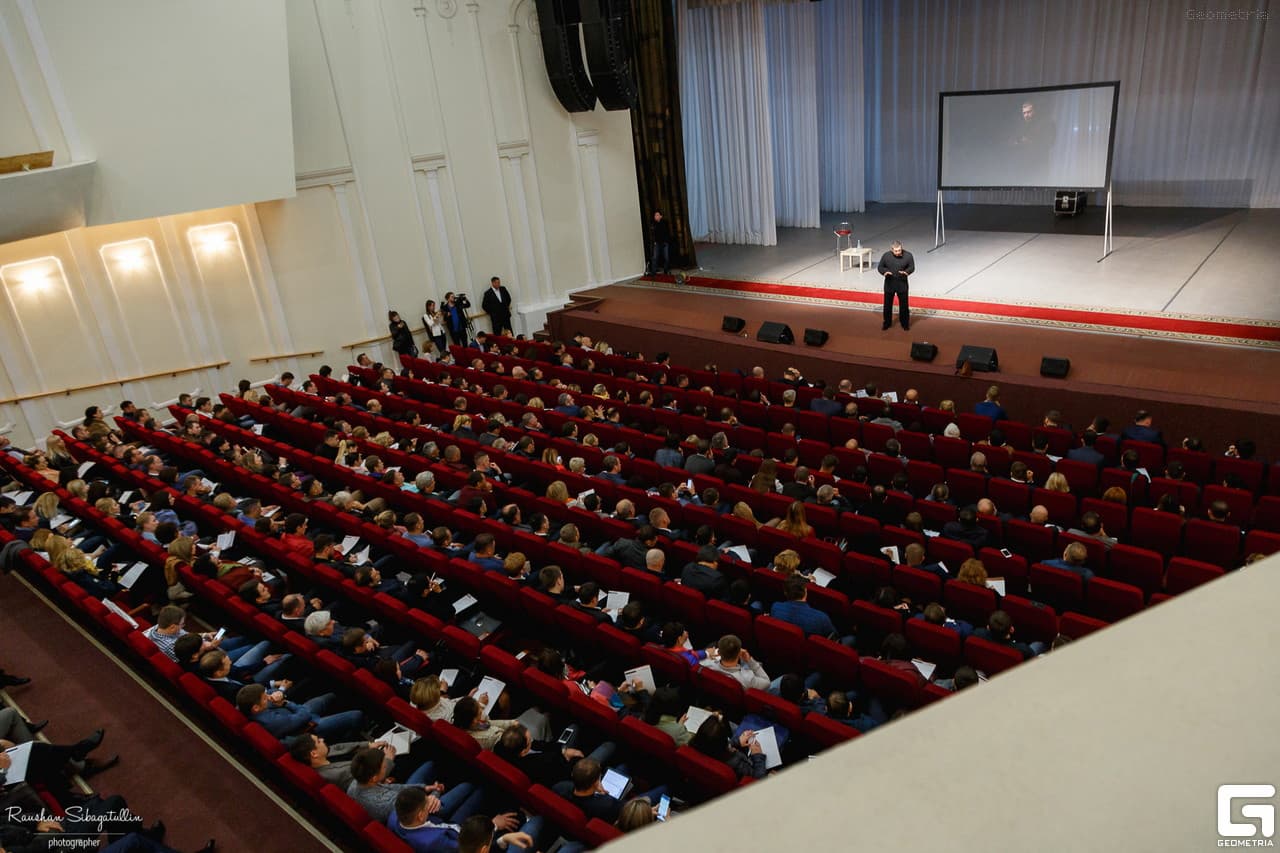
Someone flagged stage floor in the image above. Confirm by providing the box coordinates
[687,204,1280,334]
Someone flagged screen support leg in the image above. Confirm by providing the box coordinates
[933,190,946,250]
[1098,184,1113,262]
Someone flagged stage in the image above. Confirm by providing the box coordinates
[684,203,1280,346]
[547,205,1280,458]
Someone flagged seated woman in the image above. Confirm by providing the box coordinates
[688,713,766,780]
[769,501,814,539]
[659,622,716,668]
[643,686,694,747]
[450,695,529,751]
[54,546,123,598]
[731,501,764,529]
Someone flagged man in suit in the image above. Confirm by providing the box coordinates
[973,610,1042,659]
[781,467,817,502]
[1067,430,1106,466]
[809,386,843,417]
[236,683,363,741]
[1120,410,1164,445]
[941,505,992,550]
[597,455,626,485]
[974,385,1008,422]
[481,276,514,335]
[683,439,716,476]
[876,240,915,330]
[770,577,838,637]
[680,546,729,598]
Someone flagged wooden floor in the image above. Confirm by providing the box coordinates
[549,282,1280,458]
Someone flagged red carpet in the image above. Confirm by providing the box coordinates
[643,274,1280,345]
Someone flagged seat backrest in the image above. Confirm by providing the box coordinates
[942,580,999,626]
[1106,545,1164,599]
[903,618,964,667]
[1029,563,1085,612]
[1165,556,1226,595]
[1000,594,1059,644]
[963,636,1024,676]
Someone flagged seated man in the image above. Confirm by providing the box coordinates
[235,683,363,742]
[289,733,394,789]
[348,745,479,824]
[911,602,973,638]
[570,582,612,624]
[1042,542,1095,582]
[198,649,293,702]
[1065,511,1117,550]
[680,546,728,599]
[493,722,614,788]
[769,576,838,638]
[467,533,504,571]
[823,690,885,733]
[389,792,537,853]
[899,542,948,580]
[699,634,770,690]
[557,758,666,824]
[972,610,1044,660]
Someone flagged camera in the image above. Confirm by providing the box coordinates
[455,293,472,310]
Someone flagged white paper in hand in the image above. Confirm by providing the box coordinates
[439,668,460,690]
[812,568,836,588]
[378,724,418,755]
[474,676,505,717]
[751,726,783,770]
[252,424,265,435]
[724,545,752,563]
[50,514,74,529]
[683,705,714,734]
[623,665,656,693]
[12,491,32,505]
[341,535,360,554]
[880,545,900,563]
[452,594,478,614]
[986,578,1007,596]
[77,461,96,477]
[216,530,236,550]
[605,591,630,612]
[911,658,937,681]
[352,546,371,566]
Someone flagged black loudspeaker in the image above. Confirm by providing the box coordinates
[1040,356,1071,378]
[757,322,794,344]
[579,0,637,111]
[722,316,745,334]
[955,345,999,372]
[534,0,597,112]
[803,328,828,347]
[910,342,938,362]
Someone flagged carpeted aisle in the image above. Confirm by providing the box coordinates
[0,572,338,853]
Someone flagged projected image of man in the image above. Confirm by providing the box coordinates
[877,240,914,331]
[1011,100,1056,174]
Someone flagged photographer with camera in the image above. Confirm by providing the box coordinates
[482,275,514,336]
[443,292,470,347]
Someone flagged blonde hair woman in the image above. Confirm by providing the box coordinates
[452,414,472,433]
[541,448,564,471]
[591,383,610,399]
[731,502,762,528]
[34,492,61,523]
[164,536,196,602]
[1102,486,1128,505]
[45,535,72,567]
[65,479,89,501]
[545,480,571,504]
[371,431,394,448]
[582,433,600,448]
[55,547,122,597]
[1044,472,1071,494]
[29,528,54,553]
[772,549,802,577]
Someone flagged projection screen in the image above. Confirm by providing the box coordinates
[938,82,1119,190]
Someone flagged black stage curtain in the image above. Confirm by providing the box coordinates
[629,0,695,271]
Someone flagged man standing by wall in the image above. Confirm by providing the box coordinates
[877,240,915,331]
[647,210,671,276]
[482,276,514,336]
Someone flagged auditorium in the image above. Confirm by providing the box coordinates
[0,1,1276,851]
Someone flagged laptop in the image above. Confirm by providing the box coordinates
[601,768,633,800]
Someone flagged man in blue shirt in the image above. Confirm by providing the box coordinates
[1120,409,1164,446]
[389,795,538,853]
[1042,542,1095,582]
[973,384,1008,422]
[769,577,838,637]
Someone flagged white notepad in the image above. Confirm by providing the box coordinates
[50,513,74,529]
[724,545,752,563]
[880,545,900,563]
[474,676,505,717]
[605,591,630,612]
[352,547,371,566]
[812,568,836,588]
[439,668,460,689]
[12,491,32,505]
[452,594,478,614]
[378,724,418,756]
[102,598,138,628]
[216,530,237,550]
[252,424,265,435]
[77,461,96,477]
[750,726,783,770]
[683,705,714,734]
[986,578,1007,596]
[3,742,32,784]
[623,664,656,693]
[341,535,361,553]
[119,562,149,589]
[911,658,937,681]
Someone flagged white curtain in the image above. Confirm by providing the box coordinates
[679,0,778,245]
[863,0,1280,207]
[816,0,866,212]
[764,3,820,228]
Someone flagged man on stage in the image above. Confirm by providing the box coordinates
[482,276,514,336]
[877,240,915,331]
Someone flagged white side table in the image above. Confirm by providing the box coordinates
[840,247,873,273]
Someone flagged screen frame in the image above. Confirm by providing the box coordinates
[936,81,1121,191]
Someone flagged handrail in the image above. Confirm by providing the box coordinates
[0,361,229,405]
[343,326,427,351]
[248,350,325,364]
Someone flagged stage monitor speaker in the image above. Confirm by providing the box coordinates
[721,315,745,334]
[955,344,999,372]
[757,321,794,344]
[910,342,938,362]
[803,328,828,347]
[1040,356,1071,378]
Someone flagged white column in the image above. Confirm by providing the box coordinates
[412,155,458,295]
[576,129,612,283]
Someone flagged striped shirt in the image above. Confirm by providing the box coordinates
[142,625,187,660]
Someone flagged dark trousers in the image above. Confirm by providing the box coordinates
[883,282,909,327]
[649,242,670,275]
